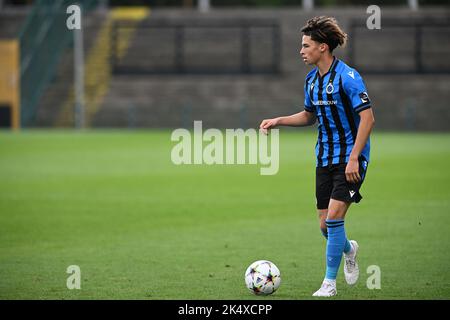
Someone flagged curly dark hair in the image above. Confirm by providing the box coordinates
[301,16,347,52]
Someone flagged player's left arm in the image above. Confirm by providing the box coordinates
[346,108,375,184]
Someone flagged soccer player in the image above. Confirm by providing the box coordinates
[259,16,375,297]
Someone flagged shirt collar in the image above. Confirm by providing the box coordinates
[317,56,338,80]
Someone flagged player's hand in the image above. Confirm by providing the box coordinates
[345,158,361,184]
[259,118,280,135]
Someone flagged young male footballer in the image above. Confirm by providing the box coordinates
[259,16,375,297]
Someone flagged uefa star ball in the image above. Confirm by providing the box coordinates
[244,260,281,295]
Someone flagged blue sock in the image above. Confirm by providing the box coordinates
[343,238,352,254]
[323,226,351,249]
[325,219,348,280]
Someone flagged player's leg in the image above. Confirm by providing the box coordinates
[328,199,359,286]
[324,199,353,280]
[313,199,351,297]
[316,166,332,240]
[314,158,368,296]
[327,198,353,253]
[327,158,368,285]
[313,166,338,297]
[318,204,350,244]
[326,199,353,252]
[317,209,328,239]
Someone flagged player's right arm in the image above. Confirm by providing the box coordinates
[259,111,316,134]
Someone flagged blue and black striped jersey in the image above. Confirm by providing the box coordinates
[304,57,371,167]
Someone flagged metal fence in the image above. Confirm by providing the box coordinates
[18,0,98,127]
[111,19,281,75]
[347,18,450,74]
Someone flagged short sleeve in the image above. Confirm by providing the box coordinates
[342,69,372,113]
[304,78,315,113]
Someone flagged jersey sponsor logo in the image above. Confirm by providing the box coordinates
[348,70,355,79]
[313,100,337,106]
[326,83,334,94]
[359,92,370,104]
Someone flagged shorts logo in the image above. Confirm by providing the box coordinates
[359,92,370,104]
[348,71,355,79]
[349,190,355,198]
[326,83,334,94]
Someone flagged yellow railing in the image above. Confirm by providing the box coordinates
[0,40,20,129]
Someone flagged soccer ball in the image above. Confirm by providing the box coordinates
[244,260,281,295]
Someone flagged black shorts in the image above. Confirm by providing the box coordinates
[315,156,369,210]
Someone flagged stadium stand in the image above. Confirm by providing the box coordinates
[1,4,449,130]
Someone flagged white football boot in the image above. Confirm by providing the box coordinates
[344,240,359,285]
[312,279,337,297]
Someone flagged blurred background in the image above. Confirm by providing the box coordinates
[1,1,450,300]
[1,0,449,131]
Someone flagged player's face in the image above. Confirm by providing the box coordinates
[300,35,324,65]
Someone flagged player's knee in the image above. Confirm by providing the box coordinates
[327,211,346,220]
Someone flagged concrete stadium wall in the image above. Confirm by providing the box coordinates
[95,7,450,131]
[0,8,28,39]
[4,6,448,131]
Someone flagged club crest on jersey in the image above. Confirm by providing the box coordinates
[326,83,334,94]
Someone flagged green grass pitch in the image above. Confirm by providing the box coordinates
[0,130,449,299]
